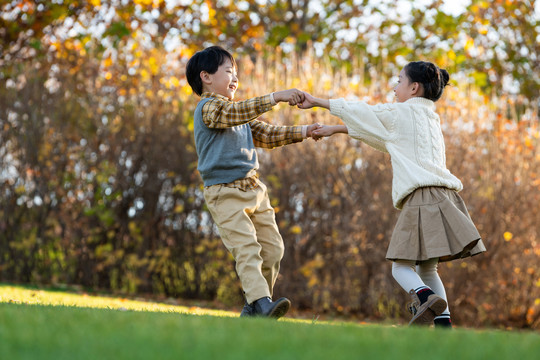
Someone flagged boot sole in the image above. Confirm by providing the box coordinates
[268,298,291,319]
[409,296,447,326]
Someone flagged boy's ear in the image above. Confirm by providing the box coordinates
[200,71,211,85]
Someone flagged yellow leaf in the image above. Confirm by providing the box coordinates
[323,79,332,91]
[465,38,474,51]
[503,232,513,241]
[140,69,149,81]
[182,85,192,96]
[170,76,180,87]
[89,0,101,6]
[134,0,153,6]
[148,56,159,75]
[290,225,302,234]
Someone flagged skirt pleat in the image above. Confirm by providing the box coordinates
[386,187,486,263]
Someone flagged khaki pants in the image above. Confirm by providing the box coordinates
[203,181,284,304]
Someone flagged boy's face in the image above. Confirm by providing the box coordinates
[202,58,238,100]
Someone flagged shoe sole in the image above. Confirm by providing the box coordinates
[268,298,291,319]
[409,296,447,326]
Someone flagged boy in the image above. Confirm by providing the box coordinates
[186,46,319,318]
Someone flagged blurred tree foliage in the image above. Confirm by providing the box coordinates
[1,0,538,99]
[1,0,539,329]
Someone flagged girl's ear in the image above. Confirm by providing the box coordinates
[410,82,421,96]
[200,71,211,84]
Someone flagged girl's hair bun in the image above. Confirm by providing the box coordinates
[440,68,450,88]
[404,61,450,101]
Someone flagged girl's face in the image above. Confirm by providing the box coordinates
[394,67,416,103]
[203,58,238,100]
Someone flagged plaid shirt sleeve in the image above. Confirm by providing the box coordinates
[250,119,305,149]
[201,92,274,128]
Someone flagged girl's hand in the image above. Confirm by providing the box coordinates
[297,92,318,109]
[313,125,348,140]
[306,123,322,140]
[312,125,335,139]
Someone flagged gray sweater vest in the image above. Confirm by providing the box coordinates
[193,98,259,187]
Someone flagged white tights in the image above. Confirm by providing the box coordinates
[392,258,450,315]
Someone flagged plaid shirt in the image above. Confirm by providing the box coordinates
[200,92,305,190]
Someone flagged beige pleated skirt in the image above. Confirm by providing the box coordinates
[386,187,486,263]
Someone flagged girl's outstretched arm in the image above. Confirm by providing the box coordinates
[312,124,348,140]
[297,92,330,109]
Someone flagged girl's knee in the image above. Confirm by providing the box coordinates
[417,258,439,276]
[423,257,439,266]
[391,260,415,278]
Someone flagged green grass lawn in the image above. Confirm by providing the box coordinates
[1,284,539,360]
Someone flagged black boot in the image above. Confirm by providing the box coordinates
[240,301,255,317]
[253,297,290,319]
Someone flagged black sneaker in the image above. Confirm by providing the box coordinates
[253,297,290,319]
[240,302,255,317]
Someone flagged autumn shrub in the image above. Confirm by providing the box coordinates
[0,49,538,328]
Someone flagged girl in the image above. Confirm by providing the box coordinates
[298,61,486,327]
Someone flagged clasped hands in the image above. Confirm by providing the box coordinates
[273,88,331,140]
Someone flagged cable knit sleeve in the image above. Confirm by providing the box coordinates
[329,98,397,153]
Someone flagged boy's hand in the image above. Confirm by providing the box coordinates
[273,88,305,106]
[306,123,323,140]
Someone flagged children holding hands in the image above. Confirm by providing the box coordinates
[187,45,485,327]
[186,46,320,319]
[298,61,486,327]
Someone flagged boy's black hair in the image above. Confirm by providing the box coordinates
[186,46,237,96]
[404,61,450,102]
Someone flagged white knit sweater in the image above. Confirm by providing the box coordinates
[329,97,463,209]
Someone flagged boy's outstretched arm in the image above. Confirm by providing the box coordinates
[250,121,321,148]
[202,88,303,129]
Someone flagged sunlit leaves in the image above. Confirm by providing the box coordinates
[2,0,538,102]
